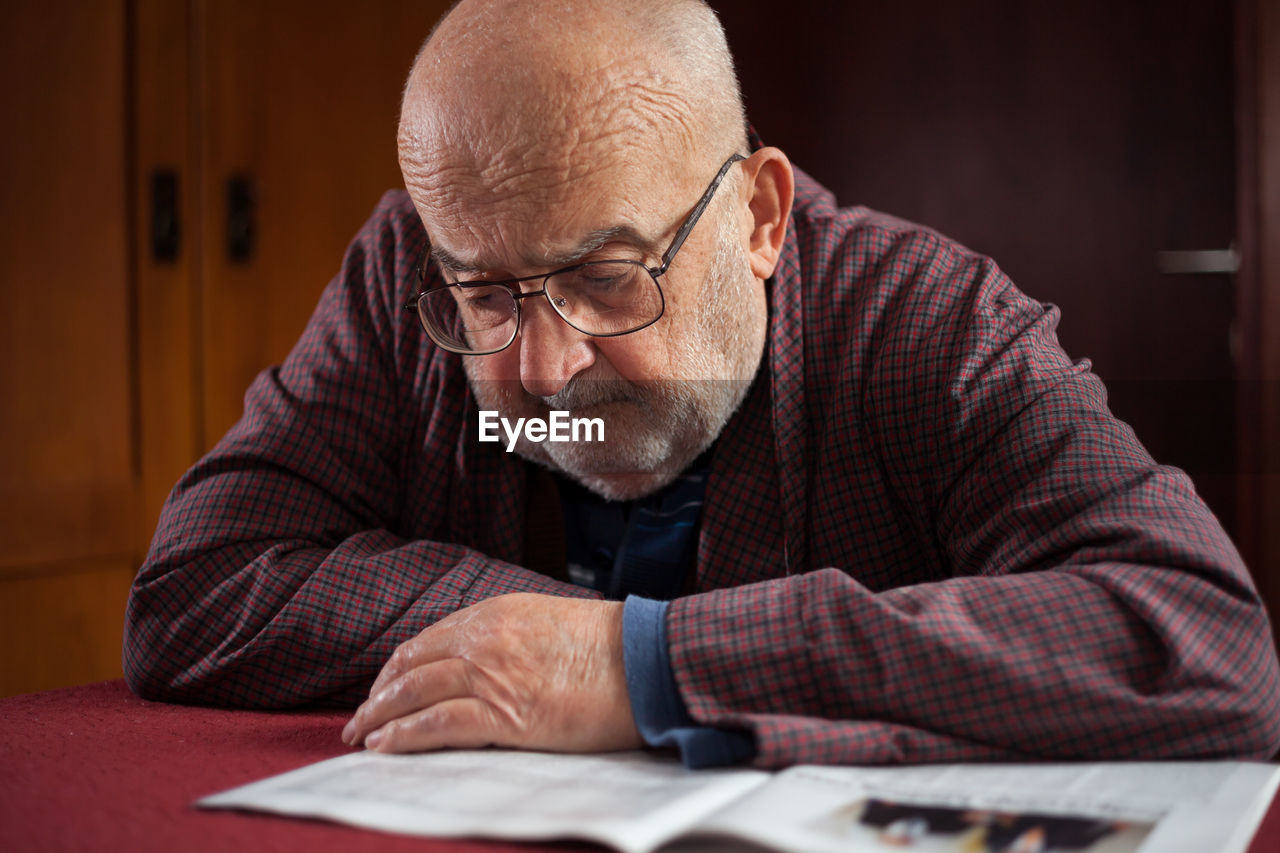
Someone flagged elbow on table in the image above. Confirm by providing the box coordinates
[1183,613,1280,761]
[120,568,363,709]
[121,595,189,703]
[120,614,254,706]
[121,650,181,703]
[1232,706,1280,762]
[120,578,227,705]
[1219,657,1280,761]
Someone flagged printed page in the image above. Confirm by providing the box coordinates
[198,748,768,853]
[672,761,1280,853]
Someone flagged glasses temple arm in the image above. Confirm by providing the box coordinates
[656,154,745,273]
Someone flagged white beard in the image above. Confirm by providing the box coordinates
[465,205,764,500]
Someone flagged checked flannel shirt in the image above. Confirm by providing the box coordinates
[124,166,1280,769]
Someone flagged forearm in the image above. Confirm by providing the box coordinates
[125,529,598,708]
[668,540,1280,768]
[124,359,593,706]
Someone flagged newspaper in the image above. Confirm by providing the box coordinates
[197,749,1279,853]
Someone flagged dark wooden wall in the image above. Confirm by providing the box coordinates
[711,0,1243,546]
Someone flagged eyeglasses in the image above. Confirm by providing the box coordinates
[403,153,746,355]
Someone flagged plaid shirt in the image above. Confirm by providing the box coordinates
[124,168,1280,768]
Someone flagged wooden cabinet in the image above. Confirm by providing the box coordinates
[1,0,449,696]
[0,0,137,697]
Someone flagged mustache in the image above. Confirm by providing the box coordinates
[539,376,640,410]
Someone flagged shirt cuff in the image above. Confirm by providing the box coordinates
[621,595,755,768]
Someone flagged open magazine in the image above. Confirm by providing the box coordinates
[198,749,1279,853]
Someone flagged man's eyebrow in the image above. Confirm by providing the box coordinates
[429,225,660,277]
[429,245,481,275]
[544,225,659,267]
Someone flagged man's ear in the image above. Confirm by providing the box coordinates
[740,147,794,281]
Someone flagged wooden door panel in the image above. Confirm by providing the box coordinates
[0,0,135,569]
[196,0,452,446]
[134,0,202,547]
[0,0,135,695]
[0,559,136,696]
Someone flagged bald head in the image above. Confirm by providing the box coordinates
[395,1,791,500]
[398,0,747,238]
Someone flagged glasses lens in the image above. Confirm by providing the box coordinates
[419,284,517,354]
[545,261,663,336]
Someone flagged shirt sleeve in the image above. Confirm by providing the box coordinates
[622,596,755,768]
[122,193,599,709]
[665,216,1280,769]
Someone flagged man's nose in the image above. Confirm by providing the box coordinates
[516,298,596,398]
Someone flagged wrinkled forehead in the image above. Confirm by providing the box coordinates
[402,81,701,272]
[398,18,711,271]
[416,147,669,264]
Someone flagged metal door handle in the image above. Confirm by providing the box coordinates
[150,170,180,263]
[227,174,255,264]
[1156,245,1239,275]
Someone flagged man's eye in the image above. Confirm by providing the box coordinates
[458,289,510,318]
[576,271,629,290]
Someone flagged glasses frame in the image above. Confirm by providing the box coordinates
[403,153,747,355]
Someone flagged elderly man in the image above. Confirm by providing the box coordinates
[124,0,1280,769]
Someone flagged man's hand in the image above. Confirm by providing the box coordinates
[340,593,642,754]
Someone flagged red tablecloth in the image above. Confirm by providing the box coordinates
[0,680,547,851]
[3,680,1278,852]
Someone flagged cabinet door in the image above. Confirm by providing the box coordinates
[133,0,451,534]
[0,0,137,695]
[195,0,450,446]
[0,0,451,697]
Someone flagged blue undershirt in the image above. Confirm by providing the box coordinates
[621,597,756,768]
[555,459,755,768]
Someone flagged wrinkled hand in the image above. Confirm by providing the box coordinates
[341,593,642,754]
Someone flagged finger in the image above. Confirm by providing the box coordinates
[343,657,473,746]
[368,615,471,698]
[365,697,513,753]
